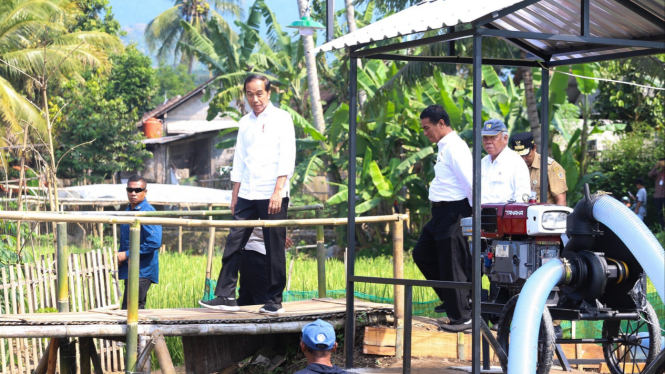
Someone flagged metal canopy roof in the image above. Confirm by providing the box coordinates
[311,0,665,65]
[310,0,523,52]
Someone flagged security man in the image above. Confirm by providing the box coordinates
[510,132,567,206]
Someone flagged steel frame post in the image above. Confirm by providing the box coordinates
[326,0,334,42]
[316,208,326,298]
[56,222,69,313]
[540,67,550,202]
[581,0,590,37]
[345,55,359,369]
[448,26,456,56]
[126,221,141,374]
[403,285,413,374]
[471,30,483,374]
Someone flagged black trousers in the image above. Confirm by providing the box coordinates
[655,197,664,228]
[238,249,268,306]
[413,199,472,322]
[214,197,289,305]
[121,278,152,309]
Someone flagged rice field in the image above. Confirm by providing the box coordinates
[145,251,439,309]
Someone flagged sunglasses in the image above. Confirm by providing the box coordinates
[126,187,145,193]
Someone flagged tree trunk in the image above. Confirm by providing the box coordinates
[344,0,367,109]
[296,0,326,136]
[579,95,590,177]
[522,66,541,148]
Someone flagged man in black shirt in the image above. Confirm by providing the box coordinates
[294,320,347,374]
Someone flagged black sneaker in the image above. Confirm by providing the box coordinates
[198,297,239,311]
[554,325,563,340]
[440,319,472,332]
[434,303,446,314]
[259,303,285,314]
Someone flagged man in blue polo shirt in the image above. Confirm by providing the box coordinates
[118,175,162,309]
[295,319,347,374]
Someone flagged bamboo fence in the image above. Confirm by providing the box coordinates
[0,247,123,374]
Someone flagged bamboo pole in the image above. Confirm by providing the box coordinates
[56,223,69,313]
[79,338,91,374]
[392,219,405,360]
[152,331,175,374]
[205,205,215,281]
[0,211,407,228]
[16,125,29,258]
[46,338,59,374]
[315,209,326,298]
[125,221,140,374]
[54,204,324,217]
[0,316,393,338]
[178,205,182,254]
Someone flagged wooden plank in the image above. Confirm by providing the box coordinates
[85,253,96,310]
[24,264,39,369]
[12,265,26,374]
[90,252,102,310]
[363,345,396,355]
[35,261,45,313]
[363,327,460,359]
[2,268,15,374]
[66,256,76,313]
[48,254,56,309]
[73,254,83,312]
[95,250,108,308]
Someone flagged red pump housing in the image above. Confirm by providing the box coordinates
[480,203,531,238]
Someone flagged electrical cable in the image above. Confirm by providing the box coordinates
[538,62,665,91]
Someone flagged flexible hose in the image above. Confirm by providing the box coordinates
[592,196,665,302]
[507,259,566,374]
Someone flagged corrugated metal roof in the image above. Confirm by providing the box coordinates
[490,0,664,60]
[311,0,664,62]
[311,0,524,53]
[166,119,237,134]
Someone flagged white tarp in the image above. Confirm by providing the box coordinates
[310,0,522,53]
[59,184,232,205]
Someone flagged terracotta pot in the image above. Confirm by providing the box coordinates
[144,118,162,138]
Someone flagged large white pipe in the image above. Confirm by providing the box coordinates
[507,259,566,374]
[508,195,665,373]
[592,196,665,302]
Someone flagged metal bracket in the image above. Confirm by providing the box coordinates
[480,319,507,368]
[554,344,572,372]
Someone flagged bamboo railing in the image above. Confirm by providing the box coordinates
[0,247,123,374]
[0,210,407,374]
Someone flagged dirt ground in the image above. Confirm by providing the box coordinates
[149,316,589,374]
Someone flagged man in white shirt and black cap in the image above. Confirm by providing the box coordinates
[480,119,531,204]
[200,74,296,314]
[413,105,473,332]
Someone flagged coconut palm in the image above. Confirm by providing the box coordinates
[0,0,122,138]
[144,0,242,72]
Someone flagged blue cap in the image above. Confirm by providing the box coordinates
[482,119,507,136]
[302,319,336,351]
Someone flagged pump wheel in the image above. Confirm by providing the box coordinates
[497,294,555,374]
[602,301,662,374]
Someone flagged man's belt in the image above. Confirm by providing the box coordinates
[431,200,453,208]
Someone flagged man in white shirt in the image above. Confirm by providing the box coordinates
[199,74,296,314]
[480,120,531,204]
[412,105,473,332]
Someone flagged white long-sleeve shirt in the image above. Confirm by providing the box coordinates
[230,102,296,200]
[481,147,531,204]
[429,131,474,205]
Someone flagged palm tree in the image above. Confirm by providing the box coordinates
[144,0,242,72]
[296,0,325,134]
[0,0,122,139]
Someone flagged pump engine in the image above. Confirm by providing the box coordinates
[463,202,572,301]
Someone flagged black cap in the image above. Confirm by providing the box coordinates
[510,132,535,156]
